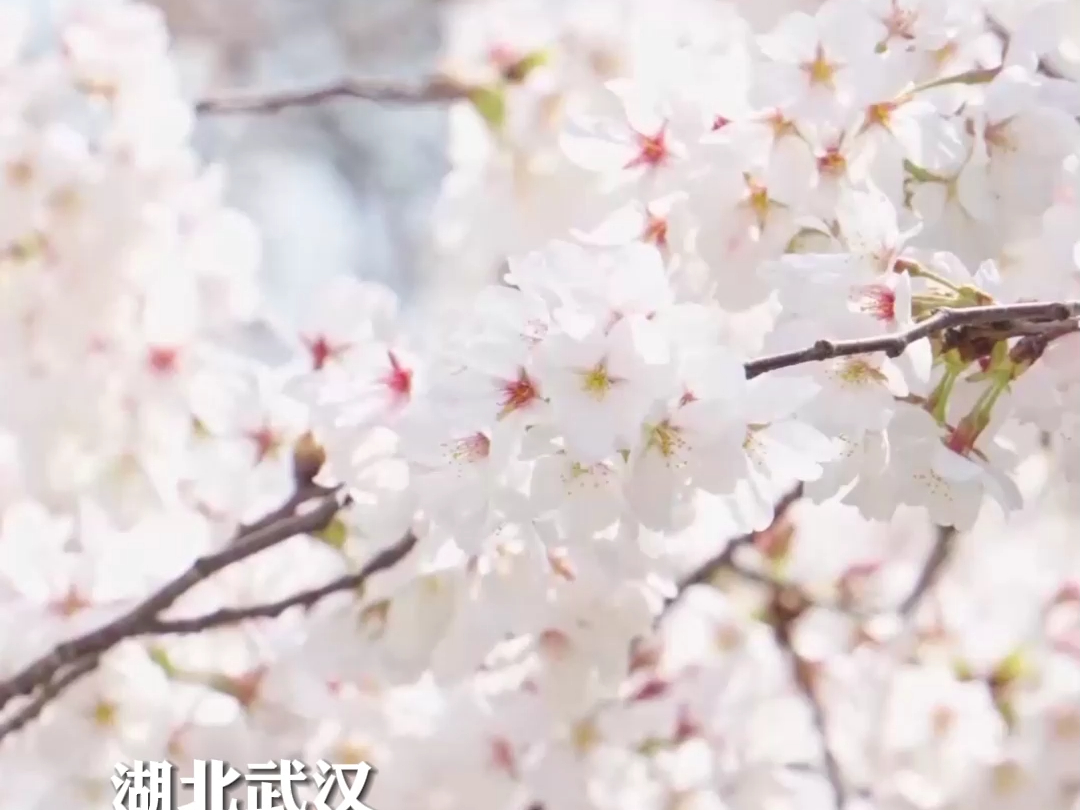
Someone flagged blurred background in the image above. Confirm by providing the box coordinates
[7,0,453,326]
[4,0,1077,332]
[1,0,838,338]
[147,0,453,319]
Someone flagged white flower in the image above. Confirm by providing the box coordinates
[880,664,1006,807]
[723,375,837,530]
[2,0,1080,805]
[560,78,707,195]
[756,0,885,125]
[530,451,625,538]
[623,346,750,530]
[536,314,674,463]
[398,414,519,537]
[885,405,1024,529]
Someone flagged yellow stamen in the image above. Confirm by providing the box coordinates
[580,362,615,399]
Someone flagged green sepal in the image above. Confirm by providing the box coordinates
[469,85,507,132]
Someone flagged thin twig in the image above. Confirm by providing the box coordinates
[236,482,337,538]
[196,76,472,115]
[984,13,1069,81]
[0,488,348,714]
[0,656,99,742]
[744,300,1080,379]
[662,482,846,807]
[898,525,958,617]
[663,484,804,614]
[769,589,847,810]
[793,650,847,810]
[726,560,856,613]
[149,531,418,635]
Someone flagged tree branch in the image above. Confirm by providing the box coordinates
[236,482,337,538]
[984,13,1071,81]
[661,486,848,809]
[195,76,472,115]
[744,300,1080,379]
[0,487,349,715]
[898,525,958,617]
[772,593,848,810]
[0,656,99,741]
[148,531,418,635]
[1,297,1073,744]
[663,484,804,615]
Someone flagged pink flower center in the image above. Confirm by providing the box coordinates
[852,284,896,322]
[380,350,413,404]
[489,737,518,778]
[818,146,846,177]
[625,125,670,170]
[643,211,669,249]
[883,2,917,39]
[303,334,348,371]
[147,346,179,376]
[451,432,491,463]
[247,425,281,463]
[499,367,539,417]
[51,584,90,617]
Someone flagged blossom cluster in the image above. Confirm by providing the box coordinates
[0,1,1079,810]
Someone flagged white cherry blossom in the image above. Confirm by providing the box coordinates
[0,2,1078,809]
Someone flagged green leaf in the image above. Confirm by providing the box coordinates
[994,649,1028,685]
[504,49,550,83]
[995,695,1018,730]
[952,658,976,681]
[316,518,349,550]
[469,85,507,132]
[636,736,669,756]
[148,646,176,676]
[903,159,947,184]
[190,416,212,440]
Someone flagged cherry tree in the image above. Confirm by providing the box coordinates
[0,0,1079,808]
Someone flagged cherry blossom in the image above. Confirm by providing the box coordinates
[0,2,1079,810]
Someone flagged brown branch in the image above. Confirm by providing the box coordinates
[195,75,472,115]
[744,300,1080,379]
[984,13,1070,81]
[236,481,337,538]
[898,525,958,617]
[0,655,100,741]
[769,589,847,810]
[149,531,418,635]
[0,531,418,744]
[0,487,348,716]
[660,482,852,810]
[663,484,804,615]
[0,297,1073,745]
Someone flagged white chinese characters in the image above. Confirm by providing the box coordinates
[111,761,375,810]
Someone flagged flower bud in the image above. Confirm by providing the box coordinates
[292,431,326,487]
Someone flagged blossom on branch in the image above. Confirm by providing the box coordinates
[0,1,1079,809]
